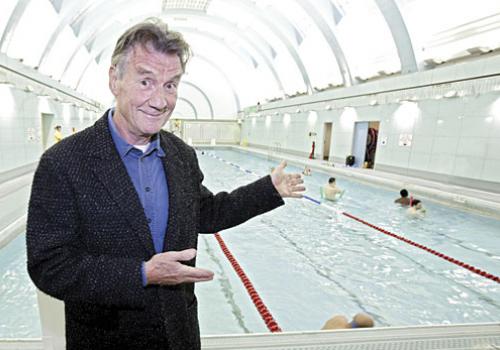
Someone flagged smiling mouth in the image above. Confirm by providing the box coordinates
[140,110,166,118]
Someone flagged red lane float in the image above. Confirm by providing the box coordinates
[214,233,283,332]
[342,212,500,284]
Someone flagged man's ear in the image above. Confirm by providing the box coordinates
[109,66,119,96]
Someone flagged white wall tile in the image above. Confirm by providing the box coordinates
[481,159,500,182]
[411,135,434,153]
[485,139,500,160]
[431,136,459,155]
[456,137,488,157]
[453,156,484,179]
[417,100,440,116]
[428,154,455,174]
[413,115,437,136]
[408,152,430,171]
[437,99,467,119]
[433,116,463,137]
[460,117,493,137]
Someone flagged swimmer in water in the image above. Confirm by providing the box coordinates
[322,313,374,330]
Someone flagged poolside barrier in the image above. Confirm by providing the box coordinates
[214,233,282,332]
[205,151,500,284]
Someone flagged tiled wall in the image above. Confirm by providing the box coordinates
[241,87,500,188]
[0,86,99,173]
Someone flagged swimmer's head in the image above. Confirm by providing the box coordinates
[411,199,422,209]
[400,189,409,198]
[328,177,336,184]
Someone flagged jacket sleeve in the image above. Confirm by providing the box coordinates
[26,155,146,309]
[194,151,285,234]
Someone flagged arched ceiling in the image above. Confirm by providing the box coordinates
[1,0,500,119]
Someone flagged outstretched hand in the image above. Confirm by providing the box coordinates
[270,161,306,198]
[144,248,214,285]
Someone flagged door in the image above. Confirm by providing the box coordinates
[365,121,380,169]
[41,113,55,150]
[352,122,369,167]
[323,122,332,160]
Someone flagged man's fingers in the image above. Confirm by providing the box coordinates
[182,265,214,282]
[289,177,304,185]
[292,185,306,192]
[165,248,197,262]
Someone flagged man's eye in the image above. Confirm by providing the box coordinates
[166,83,177,91]
[140,80,150,87]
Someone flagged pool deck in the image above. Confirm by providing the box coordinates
[1,323,499,350]
[198,145,500,219]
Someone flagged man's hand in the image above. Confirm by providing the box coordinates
[270,161,306,198]
[144,248,214,285]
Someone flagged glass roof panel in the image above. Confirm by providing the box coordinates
[181,59,236,117]
[6,0,59,67]
[333,0,401,80]
[60,45,91,88]
[397,0,500,63]
[0,0,17,42]
[77,59,110,103]
[274,52,307,95]
[5,0,500,118]
[162,0,212,12]
[40,25,79,79]
[274,0,344,88]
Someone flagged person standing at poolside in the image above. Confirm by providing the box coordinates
[54,125,63,143]
[26,18,305,350]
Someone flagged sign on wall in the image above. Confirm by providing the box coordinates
[398,133,412,147]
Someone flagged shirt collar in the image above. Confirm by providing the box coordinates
[107,108,165,158]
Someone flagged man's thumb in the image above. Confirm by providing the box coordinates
[278,160,287,170]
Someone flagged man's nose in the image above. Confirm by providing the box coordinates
[149,88,168,112]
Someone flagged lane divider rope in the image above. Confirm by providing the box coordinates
[214,233,282,332]
[205,152,499,284]
[341,212,500,283]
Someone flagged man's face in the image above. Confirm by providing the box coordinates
[109,43,183,144]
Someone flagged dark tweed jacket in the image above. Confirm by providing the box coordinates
[26,111,284,350]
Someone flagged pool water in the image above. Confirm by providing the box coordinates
[1,148,498,338]
[0,234,41,338]
[195,149,500,334]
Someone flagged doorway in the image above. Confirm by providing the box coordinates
[41,113,55,150]
[365,121,380,168]
[351,121,380,168]
[322,122,332,160]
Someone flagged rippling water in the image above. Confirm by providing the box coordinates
[0,234,41,338]
[196,149,500,334]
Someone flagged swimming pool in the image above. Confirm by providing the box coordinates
[195,149,500,334]
[1,148,498,338]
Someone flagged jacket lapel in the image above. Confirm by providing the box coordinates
[88,113,156,255]
[159,133,187,252]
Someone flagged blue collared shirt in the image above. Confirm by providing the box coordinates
[107,109,169,284]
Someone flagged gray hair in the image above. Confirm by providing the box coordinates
[111,17,191,77]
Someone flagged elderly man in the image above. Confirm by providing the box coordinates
[27,18,304,350]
